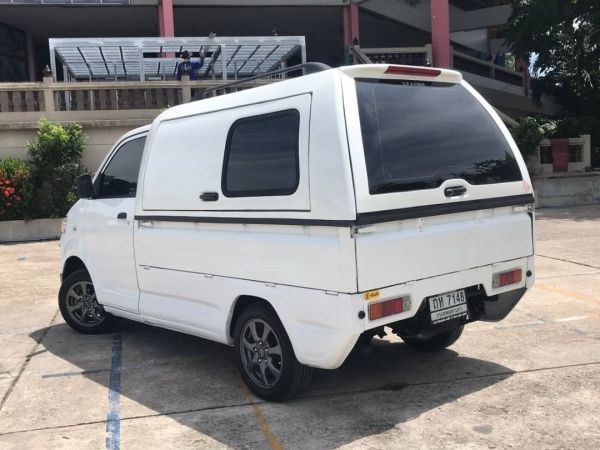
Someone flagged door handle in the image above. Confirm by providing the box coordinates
[200,192,219,201]
[444,186,467,197]
[139,221,154,228]
[117,212,127,219]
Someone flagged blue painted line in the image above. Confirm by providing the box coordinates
[106,334,123,450]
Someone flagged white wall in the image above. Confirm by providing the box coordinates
[450,4,512,32]
[361,0,432,32]
[0,122,151,173]
[535,173,600,208]
[450,29,488,53]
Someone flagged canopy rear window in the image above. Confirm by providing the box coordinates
[355,79,522,195]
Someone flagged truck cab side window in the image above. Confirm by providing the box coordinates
[96,136,146,198]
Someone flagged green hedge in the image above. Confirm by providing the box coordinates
[0,119,86,222]
[0,158,30,221]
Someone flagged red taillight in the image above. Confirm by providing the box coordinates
[492,268,523,288]
[369,297,408,321]
[385,66,441,77]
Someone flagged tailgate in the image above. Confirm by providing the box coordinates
[340,65,535,291]
[354,206,534,291]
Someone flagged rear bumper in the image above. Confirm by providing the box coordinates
[363,255,534,332]
[291,256,533,370]
[386,285,528,340]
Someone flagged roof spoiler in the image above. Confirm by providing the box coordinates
[340,64,463,84]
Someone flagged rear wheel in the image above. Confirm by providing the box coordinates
[401,325,464,351]
[234,303,312,401]
[58,269,117,334]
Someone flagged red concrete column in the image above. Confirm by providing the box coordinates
[551,138,570,173]
[343,2,360,51]
[158,0,175,37]
[430,0,451,68]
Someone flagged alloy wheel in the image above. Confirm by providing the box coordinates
[65,281,106,327]
[239,318,283,389]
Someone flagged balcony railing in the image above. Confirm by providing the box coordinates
[0,78,274,116]
[358,45,432,67]
[0,47,529,118]
[451,50,525,89]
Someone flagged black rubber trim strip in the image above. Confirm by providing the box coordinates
[134,215,354,227]
[134,194,534,228]
[355,194,535,226]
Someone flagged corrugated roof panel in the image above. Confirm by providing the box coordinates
[51,37,304,80]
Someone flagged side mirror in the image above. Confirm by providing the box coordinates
[77,174,94,199]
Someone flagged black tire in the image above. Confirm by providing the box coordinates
[58,269,117,334]
[234,303,313,401]
[401,325,464,352]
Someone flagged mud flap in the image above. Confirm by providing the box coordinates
[480,287,527,322]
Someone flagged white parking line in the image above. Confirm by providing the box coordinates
[552,316,588,323]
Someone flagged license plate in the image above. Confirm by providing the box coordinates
[428,289,467,324]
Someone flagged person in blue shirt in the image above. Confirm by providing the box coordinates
[177,50,205,80]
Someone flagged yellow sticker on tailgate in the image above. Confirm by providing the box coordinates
[363,290,380,301]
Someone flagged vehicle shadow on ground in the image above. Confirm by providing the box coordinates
[32,320,514,449]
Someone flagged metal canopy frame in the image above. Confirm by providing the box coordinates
[48,36,307,82]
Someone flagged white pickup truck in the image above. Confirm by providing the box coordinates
[59,63,535,401]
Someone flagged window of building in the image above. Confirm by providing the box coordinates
[222,110,300,197]
[569,144,583,163]
[540,145,553,164]
[0,24,28,82]
[97,136,146,198]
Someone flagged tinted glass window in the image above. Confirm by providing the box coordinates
[356,80,522,195]
[223,110,300,197]
[97,136,146,198]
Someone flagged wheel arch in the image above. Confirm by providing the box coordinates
[62,256,88,281]
[228,295,279,340]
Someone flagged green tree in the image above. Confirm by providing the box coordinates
[26,119,86,218]
[512,117,546,162]
[503,0,600,115]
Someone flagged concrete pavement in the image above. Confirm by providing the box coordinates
[1,205,600,449]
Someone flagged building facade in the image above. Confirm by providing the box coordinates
[1,1,515,74]
[0,0,558,118]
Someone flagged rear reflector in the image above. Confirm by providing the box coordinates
[385,66,442,77]
[369,297,410,321]
[492,268,523,288]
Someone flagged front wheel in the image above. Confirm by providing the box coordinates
[234,303,312,401]
[401,325,464,352]
[58,269,117,334]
